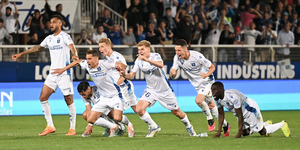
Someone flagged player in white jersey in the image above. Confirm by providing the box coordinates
[12,15,78,136]
[52,49,131,137]
[170,39,231,135]
[118,40,197,137]
[211,81,291,138]
[77,81,133,137]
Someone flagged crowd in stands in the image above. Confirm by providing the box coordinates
[1,0,300,62]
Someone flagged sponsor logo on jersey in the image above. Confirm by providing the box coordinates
[49,45,63,50]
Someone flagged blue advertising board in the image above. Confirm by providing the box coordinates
[0,80,299,116]
[0,61,299,82]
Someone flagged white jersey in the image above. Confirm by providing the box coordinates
[215,89,259,118]
[82,85,100,105]
[172,50,214,89]
[132,53,173,92]
[40,31,74,75]
[80,59,122,98]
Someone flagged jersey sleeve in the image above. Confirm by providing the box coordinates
[153,53,163,61]
[216,101,223,109]
[196,52,212,68]
[63,33,74,46]
[102,59,116,70]
[171,55,179,70]
[40,36,48,48]
[131,59,140,73]
[231,94,242,109]
[79,60,88,69]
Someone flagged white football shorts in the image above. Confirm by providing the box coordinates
[44,74,74,96]
[242,98,264,134]
[140,88,179,110]
[91,94,124,115]
[120,81,138,109]
[196,81,213,96]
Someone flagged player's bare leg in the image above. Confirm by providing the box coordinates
[39,85,55,136]
[171,108,197,136]
[64,95,76,135]
[195,94,215,131]
[136,100,160,137]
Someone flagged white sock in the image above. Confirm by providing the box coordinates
[121,115,130,126]
[140,112,158,129]
[197,101,213,120]
[263,121,270,126]
[41,101,54,127]
[211,105,219,119]
[68,103,76,130]
[265,122,284,134]
[93,117,115,128]
[180,113,192,128]
[117,121,126,130]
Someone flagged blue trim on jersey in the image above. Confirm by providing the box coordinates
[66,62,71,75]
[209,74,214,81]
[161,69,174,92]
[124,79,132,93]
[110,76,124,101]
[243,102,258,117]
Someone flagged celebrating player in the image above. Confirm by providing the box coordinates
[118,40,197,137]
[211,81,291,138]
[52,49,130,137]
[170,39,230,135]
[12,15,78,136]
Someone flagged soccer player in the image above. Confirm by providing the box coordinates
[118,40,197,137]
[170,39,230,135]
[52,49,130,137]
[77,81,132,137]
[12,15,78,136]
[211,81,291,138]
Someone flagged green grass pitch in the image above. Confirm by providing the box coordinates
[0,111,299,150]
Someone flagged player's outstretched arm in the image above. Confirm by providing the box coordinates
[120,71,136,81]
[12,45,44,61]
[200,64,215,79]
[51,59,82,75]
[137,54,164,68]
[170,68,177,79]
[68,44,79,61]
[235,107,243,138]
[214,107,225,138]
[115,62,127,85]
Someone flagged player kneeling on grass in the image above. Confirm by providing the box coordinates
[77,81,134,137]
[211,81,291,138]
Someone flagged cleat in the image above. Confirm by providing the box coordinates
[127,123,135,137]
[281,120,290,137]
[39,126,56,136]
[186,125,197,136]
[208,119,215,132]
[102,128,110,137]
[267,120,273,125]
[116,124,126,137]
[108,124,120,137]
[82,132,90,137]
[66,129,76,136]
[223,124,231,137]
[146,126,161,137]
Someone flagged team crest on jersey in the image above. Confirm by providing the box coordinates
[97,67,101,71]
[190,61,196,66]
[57,38,61,43]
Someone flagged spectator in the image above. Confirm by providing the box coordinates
[41,5,51,27]
[135,24,147,43]
[107,25,125,46]
[261,20,277,62]
[276,22,294,61]
[162,0,178,18]
[123,0,147,31]
[0,18,12,61]
[148,12,158,29]
[218,24,235,62]
[92,25,107,44]
[121,27,137,62]
[175,9,193,45]
[0,0,15,17]
[192,22,205,51]
[280,12,291,31]
[273,11,282,33]
[44,0,69,27]
[240,5,262,29]
[241,22,264,62]
[94,9,114,33]
[76,29,92,45]
[27,33,40,45]
[260,11,272,29]
[0,4,18,44]
[38,21,52,41]
[290,12,299,32]
[158,20,173,44]
[233,27,244,62]
[162,7,177,31]
[26,10,43,36]
[146,22,162,45]
[294,26,300,45]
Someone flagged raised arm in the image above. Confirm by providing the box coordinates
[138,54,164,68]
[12,45,44,61]
[214,107,225,138]
[13,2,18,18]
[51,59,82,75]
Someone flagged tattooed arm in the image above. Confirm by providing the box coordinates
[12,45,44,61]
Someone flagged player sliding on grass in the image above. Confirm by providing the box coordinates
[77,81,134,137]
[118,40,197,137]
[52,49,130,137]
[12,15,78,136]
[170,39,231,136]
[211,81,291,138]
